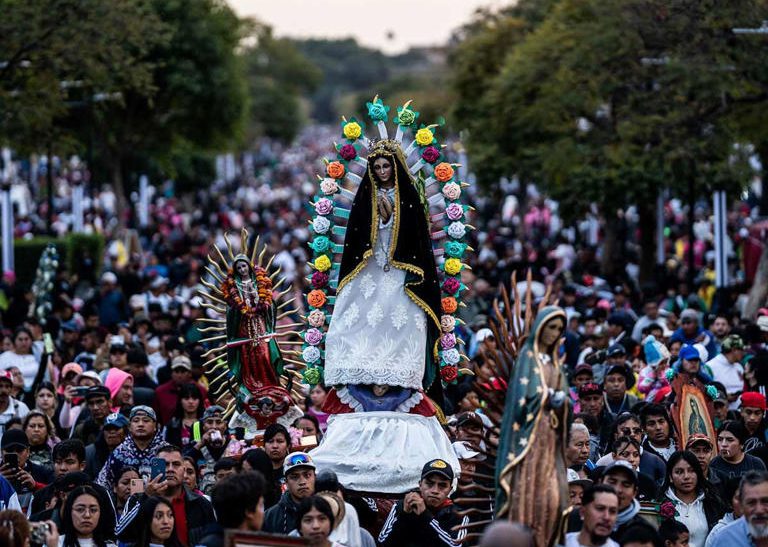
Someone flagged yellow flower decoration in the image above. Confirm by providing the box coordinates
[314,255,331,272]
[415,127,434,146]
[445,258,462,276]
[343,121,362,140]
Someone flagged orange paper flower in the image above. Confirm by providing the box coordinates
[434,162,454,183]
[441,296,458,314]
[307,290,327,308]
[327,161,345,179]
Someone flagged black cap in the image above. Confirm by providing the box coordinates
[54,471,91,493]
[455,412,483,429]
[421,459,455,481]
[1,429,29,450]
[605,363,636,390]
[606,344,627,357]
[84,385,111,401]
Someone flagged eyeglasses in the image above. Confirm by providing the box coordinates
[621,427,643,436]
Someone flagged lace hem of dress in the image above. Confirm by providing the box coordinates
[335,386,424,413]
[324,366,423,391]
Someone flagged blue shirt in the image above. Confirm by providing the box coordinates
[709,516,753,547]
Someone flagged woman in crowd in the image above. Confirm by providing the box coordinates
[24,410,59,471]
[565,422,592,478]
[133,496,182,547]
[0,327,38,390]
[113,466,140,519]
[709,420,767,481]
[182,457,202,494]
[103,368,133,412]
[306,384,329,433]
[164,383,204,447]
[297,495,345,547]
[59,485,117,547]
[659,451,726,547]
[294,414,323,443]
[34,381,60,426]
[596,412,666,485]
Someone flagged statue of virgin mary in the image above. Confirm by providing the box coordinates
[311,138,457,493]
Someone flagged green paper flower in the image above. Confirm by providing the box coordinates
[396,105,418,126]
[303,366,323,386]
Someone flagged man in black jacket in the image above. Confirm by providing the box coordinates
[263,451,316,534]
[84,412,127,479]
[117,443,215,546]
[379,458,468,546]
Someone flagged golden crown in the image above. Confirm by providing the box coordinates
[368,138,402,155]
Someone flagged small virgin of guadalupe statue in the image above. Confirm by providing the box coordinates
[496,306,569,547]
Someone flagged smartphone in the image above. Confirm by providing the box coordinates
[300,435,318,447]
[30,522,51,545]
[150,457,166,481]
[210,430,222,443]
[129,478,145,495]
[43,333,55,354]
[72,386,90,398]
[3,453,18,469]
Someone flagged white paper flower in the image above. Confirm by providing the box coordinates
[313,216,331,234]
[320,178,339,195]
[302,346,321,363]
[442,348,461,366]
[447,221,466,239]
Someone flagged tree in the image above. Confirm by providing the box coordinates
[450,0,768,283]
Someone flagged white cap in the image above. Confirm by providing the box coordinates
[150,276,169,289]
[476,328,494,343]
[452,441,486,461]
[758,316,768,333]
[101,271,118,285]
[567,468,593,487]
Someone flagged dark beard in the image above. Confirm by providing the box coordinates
[591,531,611,545]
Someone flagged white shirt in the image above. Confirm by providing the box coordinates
[565,532,619,547]
[666,489,710,547]
[707,353,743,410]
[0,396,30,444]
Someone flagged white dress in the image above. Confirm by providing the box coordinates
[324,188,427,391]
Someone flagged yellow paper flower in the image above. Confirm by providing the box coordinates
[343,121,362,140]
[445,258,462,276]
[314,255,331,272]
[415,128,434,146]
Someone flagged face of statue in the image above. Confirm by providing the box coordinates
[236,260,250,278]
[373,157,393,184]
[540,317,565,349]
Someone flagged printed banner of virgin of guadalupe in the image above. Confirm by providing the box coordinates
[675,383,717,449]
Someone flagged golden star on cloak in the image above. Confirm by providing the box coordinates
[520,377,529,386]
[526,413,534,422]
[519,438,528,447]
[513,423,521,432]
[518,397,526,407]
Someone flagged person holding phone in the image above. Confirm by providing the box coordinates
[116,444,215,547]
[0,370,29,445]
[1,428,54,512]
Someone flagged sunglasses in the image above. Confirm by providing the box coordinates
[621,427,643,436]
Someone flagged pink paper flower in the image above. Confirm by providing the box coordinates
[305,328,323,346]
[446,203,464,221]
[440,314,456,333]
[308,309,326,327]
[315,198,333,216]
[320,178,339,195]
[442,182,461,201]
[440,333,456,349]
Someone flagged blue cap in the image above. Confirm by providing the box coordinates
[679,345,700,362]
[104,412,129,429]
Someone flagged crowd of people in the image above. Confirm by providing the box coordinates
[0,128,766,547]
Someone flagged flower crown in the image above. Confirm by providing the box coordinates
[368,138,402,157]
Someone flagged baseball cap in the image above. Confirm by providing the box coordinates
[61,319,80,333]
[0,370,12,384]
[685,434,714,450]
[455,412,484,429]
[758,316,768,333]
[129,405,157,422]
[283,452,316,474]
[61,363,84,379]
[84,385,111,401]
[202,405,224,421]
[573,363,593,377]
[578,382,603,398]
[1,429,29,450]
[452,441,486,462]
[606,344,627,357]
[171,355,192,371]
[711,385,728,405]
[104,412,130,429]
[722,335,745,352]
[101,271,118,285]
[78,371,102,385]
[602,460,638,485]
[567,468,593,488]
[421,458,455,482]
[679,345,701,361]
[605,363,636,390]
[741,392,767,410]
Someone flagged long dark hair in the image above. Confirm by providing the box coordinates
[662,450,712,498]
[134,496,183,547]
[297,495,335,537]
[608,412,641,443]
[60,485,116,547]
[173,383,203,421]
[242,448,279,507]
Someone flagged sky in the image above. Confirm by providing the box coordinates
[229,0,505,54]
